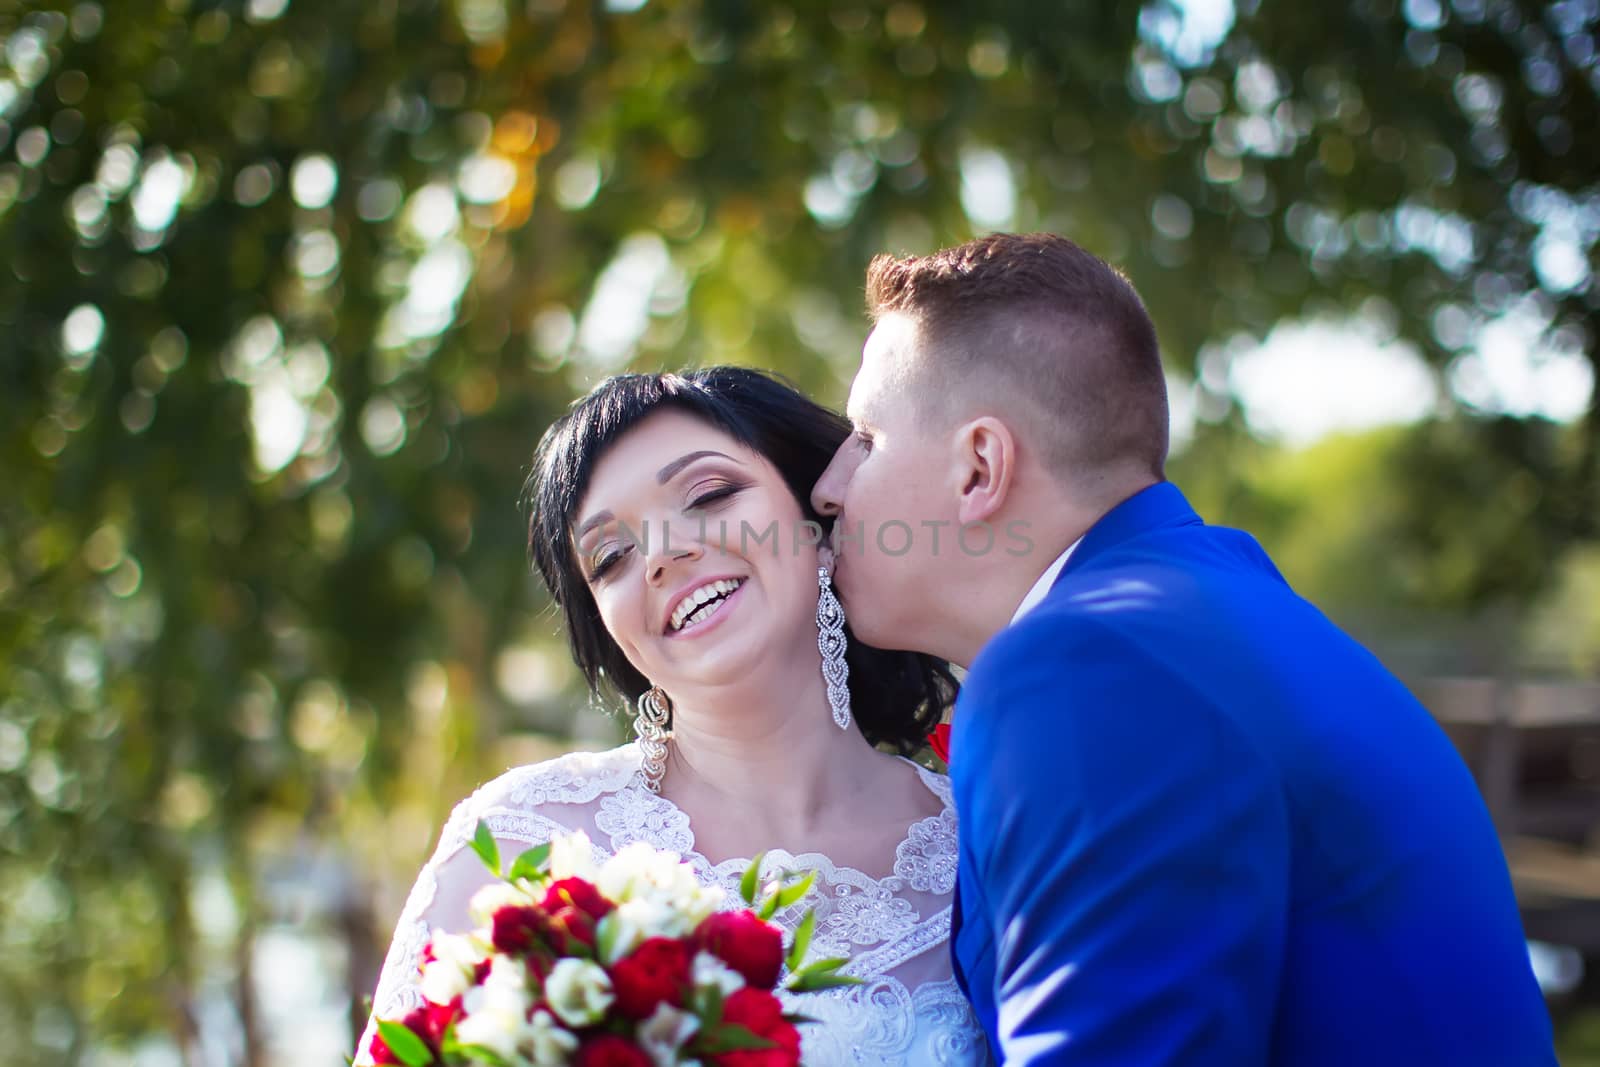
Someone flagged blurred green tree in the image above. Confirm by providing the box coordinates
[0,0,1594,1060]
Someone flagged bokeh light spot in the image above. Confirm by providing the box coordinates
[290,153,338,210]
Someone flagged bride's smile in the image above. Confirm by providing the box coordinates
[663,575,747,637]
[360,369,972,1066]
[573,408,822,697]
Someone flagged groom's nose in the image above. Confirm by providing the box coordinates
[811,445,851,517]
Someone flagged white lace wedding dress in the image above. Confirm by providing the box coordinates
[357,743,990,1066]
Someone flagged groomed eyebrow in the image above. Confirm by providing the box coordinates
[655,449,735,484]
[576,509,614,541]
[574,450,738,541]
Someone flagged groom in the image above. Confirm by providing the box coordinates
[811,233,1555,1064]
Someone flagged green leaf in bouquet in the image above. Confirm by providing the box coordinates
[692,981,725,1025]
[786,957,863,993]
[783,1012,819,1025]
[507,842,552,884]
[787,969,864,992]
[470,821,501,878]
[375,1020,435,1067]
[797,957,850,977]
[692,1022,778,1055]
[596,912,620,964]
[772,870,816,910]
[444,1042,514,1067]
[785,909,816,972]
[739,851,767,906]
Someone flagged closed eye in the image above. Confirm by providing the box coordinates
[688,484,742,510]
[587,544,629,582]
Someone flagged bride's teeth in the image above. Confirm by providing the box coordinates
[670,579,743,632]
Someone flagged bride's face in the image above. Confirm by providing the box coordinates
[572,409,821,697]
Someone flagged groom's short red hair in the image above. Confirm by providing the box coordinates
[864,232,1169,483]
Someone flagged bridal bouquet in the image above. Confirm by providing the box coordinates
[368,823,855,1067]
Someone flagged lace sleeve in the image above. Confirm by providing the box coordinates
[352,774,593,1063]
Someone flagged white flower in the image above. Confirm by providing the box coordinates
[642,849,702,898]
[638,1003,701,1067]
[454,1006,534,1065]
[604,897,686,964]
[596,840,661,902]
[692,951,746,996]
[444,961,575,1067]
[643,853,724,926]
[454,985,547,1062]
[419,931,485,1005]
[677,883,724,929]
[527,1009,580,1065]
[468,881,533,928]
[598,844,721,912]
[463,955,532,1019]
[544,957,615,1027]
[548,829,599,882]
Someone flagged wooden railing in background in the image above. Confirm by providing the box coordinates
[1414,678,1600,951]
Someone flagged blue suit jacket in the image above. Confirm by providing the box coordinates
[950,482,1554,1065]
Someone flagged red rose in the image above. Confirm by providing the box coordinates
[368,1000,454,1064]
[609,936,692,1019]
[368,1033,402,1066]
[413,1000,457,1045]
[695,910,784,990]
[490,904,545,955]
[927,723,951,766]
[575,1035,654,1067]
[543,876,615,920]
[710,987,801,1067]
[547,903,600,951]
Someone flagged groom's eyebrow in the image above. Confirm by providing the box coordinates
[655,450,735,483]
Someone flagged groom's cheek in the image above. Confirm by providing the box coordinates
[1005,521,1035,557]
[834,518,867,560]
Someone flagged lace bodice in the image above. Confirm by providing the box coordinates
[357,743,990,1066]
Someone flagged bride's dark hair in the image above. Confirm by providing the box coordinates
[524,366,957,755]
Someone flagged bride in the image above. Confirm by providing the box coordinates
[357,367,991,1065]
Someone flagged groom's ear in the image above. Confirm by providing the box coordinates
[954,416,1016,526]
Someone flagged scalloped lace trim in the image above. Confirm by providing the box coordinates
[357,744,988,1066]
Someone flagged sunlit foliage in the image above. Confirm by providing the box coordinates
[0,0,1595,1059]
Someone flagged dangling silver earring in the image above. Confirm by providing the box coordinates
[635,686,671,793]
[817,566,852,730]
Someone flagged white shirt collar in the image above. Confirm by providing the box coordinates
[1010,540,1081,625]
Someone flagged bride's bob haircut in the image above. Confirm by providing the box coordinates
[524,366,957,754]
